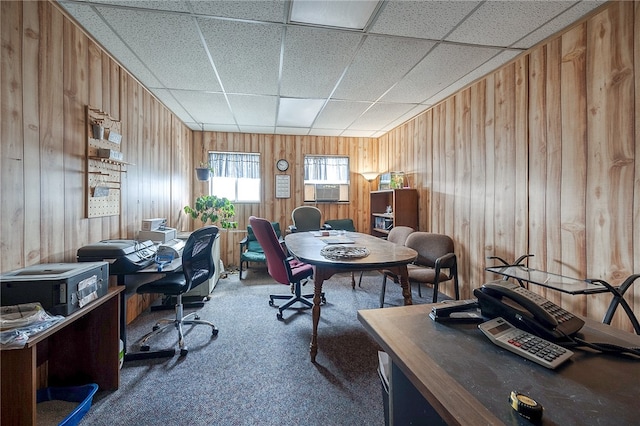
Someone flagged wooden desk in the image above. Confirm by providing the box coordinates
[1,286,123,425]
[358,304,640,425]
[285,232,417,362]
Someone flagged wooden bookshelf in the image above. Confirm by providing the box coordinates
[370,189,418,237]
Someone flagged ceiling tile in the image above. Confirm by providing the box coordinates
[188,0,287,22]
[58,0,605,137]
[275,126,310,135]
[348,103,417,131]
[512,0,606,49]
[313,100,372,130]
[58,2,164,88]
[170,91,235,125]
[446,1,576,47]
[151,88,194,122]
[237,125,276,134]
[198,18,282,95]
[332,34,436,102]
[381,43,501,104]
[227,94,277,126]
[72,0,192,13]
[96,6,221,91]
[423,50,522,105]
[308,128,344,137]
[280,26,363,98]
[340,129,377,138]
[369,1,481,40]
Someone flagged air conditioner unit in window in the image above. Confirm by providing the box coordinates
[315,184,340,202]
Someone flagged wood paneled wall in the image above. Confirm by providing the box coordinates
[190,132,378,267]
[0,1,376,274]
[379,1,639,332]
[2,1,639,332]
[1,1,192,272]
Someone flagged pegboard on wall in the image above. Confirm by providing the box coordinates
[86,106,129,218]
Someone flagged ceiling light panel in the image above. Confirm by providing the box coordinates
[332,35,436,102]
[369,0,481,40]
[280,26,363,98]
[290,0,380,30]
[277,98,325,127]
[198,19,282,95]
[96,7,221,91]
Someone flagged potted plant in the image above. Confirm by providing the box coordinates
[184,195,237,229]
[195,162,212,181]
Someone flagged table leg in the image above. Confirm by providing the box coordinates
[310,272,324,363]
[398,265,413,306]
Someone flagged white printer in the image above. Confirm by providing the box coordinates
[156,238,185,260]
[137,218,176,243]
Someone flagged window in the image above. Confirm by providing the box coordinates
[303,155,350,202]
[208,152,260,202]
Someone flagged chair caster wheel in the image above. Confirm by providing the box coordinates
[152,325,160,331]
[269,300,274,307]
[212,328,219,336]
[276,313,283,321]
[194,314,201,320]
[141,345,150,352]
[321,296,327,304]
[180,348,188,357]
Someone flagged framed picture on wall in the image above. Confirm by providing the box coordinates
[378,173,391,190]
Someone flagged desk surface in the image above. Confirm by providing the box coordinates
[358,304,640,425]
[285,231,417,270]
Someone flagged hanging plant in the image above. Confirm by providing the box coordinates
[195,162,212,181]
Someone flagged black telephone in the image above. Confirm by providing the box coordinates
[474,280,584,341]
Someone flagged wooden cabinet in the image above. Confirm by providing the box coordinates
[370,189,418,237]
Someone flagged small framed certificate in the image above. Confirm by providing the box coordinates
[275,174,291,198]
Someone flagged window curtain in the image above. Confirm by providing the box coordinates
[304,156,349,182]
[208,152,260,179]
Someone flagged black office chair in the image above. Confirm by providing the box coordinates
[136,226,219,356]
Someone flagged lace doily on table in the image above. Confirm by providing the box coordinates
[320,245,370,260]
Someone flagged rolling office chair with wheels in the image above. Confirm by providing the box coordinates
[136,226,219,357]
[249,216,325,321]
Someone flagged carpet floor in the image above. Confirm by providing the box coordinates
[81,267,445,425]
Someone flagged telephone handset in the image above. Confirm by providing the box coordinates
[474,280,584,341]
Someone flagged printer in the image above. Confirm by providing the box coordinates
[156,238,185,260]
[137,218,177,243]
[77,240,156,275]
[0,262,109,316]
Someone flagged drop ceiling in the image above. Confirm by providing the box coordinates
[58,0,605,137]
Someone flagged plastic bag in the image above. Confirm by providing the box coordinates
[0,303,64,349]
